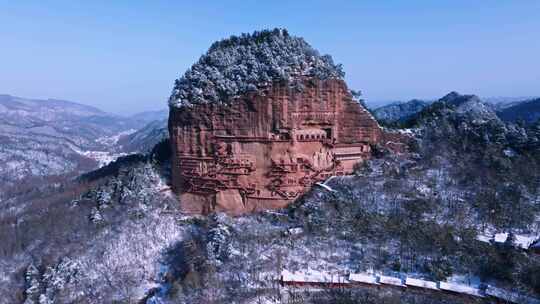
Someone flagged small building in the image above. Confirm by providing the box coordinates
[438,281,483,298]
[281,270,350,288]
[348,273,379,285]
[379,275,406,287]
[405,277,439,290]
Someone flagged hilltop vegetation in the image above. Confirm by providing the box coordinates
[169,29,344,107]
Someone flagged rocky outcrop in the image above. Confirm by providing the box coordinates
[167,29,388,214]
[169,78,382,214]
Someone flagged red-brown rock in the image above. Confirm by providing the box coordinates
[169,78,382,214]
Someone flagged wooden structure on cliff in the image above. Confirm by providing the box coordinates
[169,78,382,214]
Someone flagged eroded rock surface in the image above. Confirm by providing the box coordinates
[169,78,382,214]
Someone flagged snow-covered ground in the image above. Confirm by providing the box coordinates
[79,150,128,167]
[70,129,138,167]
[95,129,136,147]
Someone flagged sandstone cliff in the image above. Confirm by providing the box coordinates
[168,29,383,214]
[169,78,383,214]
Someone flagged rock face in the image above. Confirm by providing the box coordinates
[169,78,382,214]
[167,29,384,214]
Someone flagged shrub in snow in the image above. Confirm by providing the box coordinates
[89,207,104,224]
[169,28,344,107]
[24,264,41,304]
[42,258,79,291]
[96,189,112,207]
[38,294,53,304]
[206,215,233,266]
[22,258,80,304]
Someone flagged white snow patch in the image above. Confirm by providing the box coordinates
[447,274,481,287]
[81,151,128,167]
[503,148,516,157]
[287,227,304,235]
[494,233,508,243]
[315,182,336,192]
[96,129,137,146]
[485,286,520,302]
[476,234,492,243]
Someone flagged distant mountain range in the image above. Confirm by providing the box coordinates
[372,95,540,126]
[496,98,540,125]
[483,95,538,106]
[128,109,168,123]
[0,94,169,201]
[118,119,168,153]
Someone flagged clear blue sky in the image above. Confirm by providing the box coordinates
[1,1,539,114]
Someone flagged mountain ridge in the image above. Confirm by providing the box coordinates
[497,98,540,125]
[0,94,171,201]
[372,99,430,125]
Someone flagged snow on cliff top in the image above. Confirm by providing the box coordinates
[169,28,344,108]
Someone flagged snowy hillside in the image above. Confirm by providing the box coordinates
[0,95,163,202]
[0,153,187,303]
[118,119,168,153]
[2,90,539,303]
[147,91,540,303]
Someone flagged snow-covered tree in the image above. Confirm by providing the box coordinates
[206,214,233,266]
[89,207,103,224]
[169,28,345,107]
[24,263,41,304]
